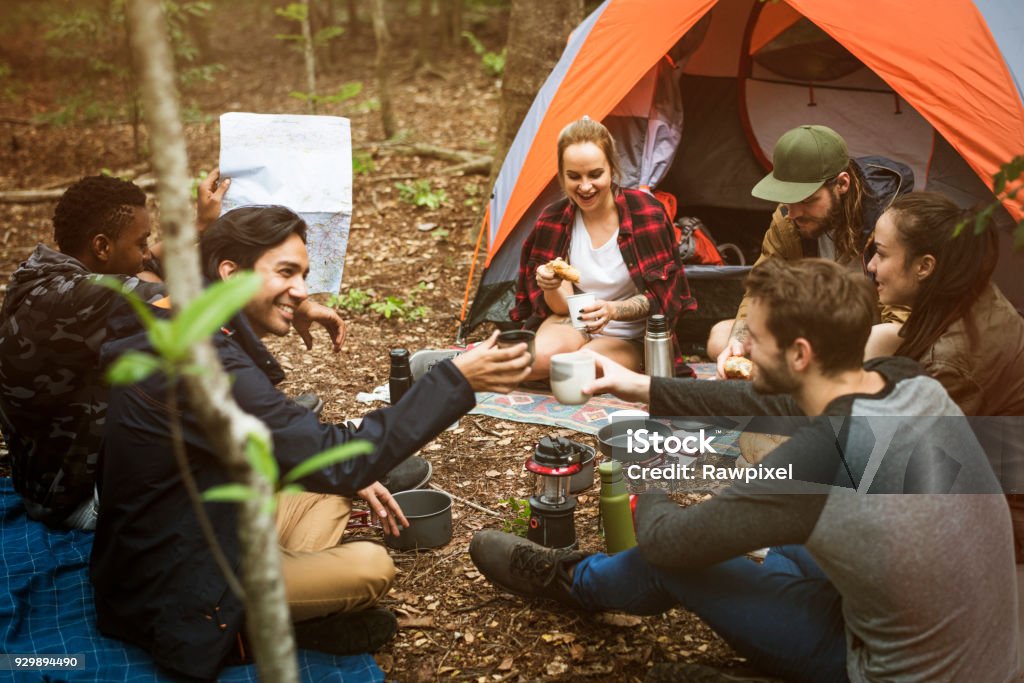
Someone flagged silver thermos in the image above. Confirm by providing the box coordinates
[644,314,673,378]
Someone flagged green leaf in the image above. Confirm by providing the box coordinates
[147,319,176,357]
[246,434,279,485]
[274,3,306,22]
[974,204,996,235]
[279,483,305,496]
[262,496,278,516]
[314,25,344,45]
[1010,156,1024,179]
[994,170,1008,196]
[202,483,257,503]
[106,351,162,385]
[93,277,157,331]
[169,272,262,358]
[335,81,362,100]
[282,440,373,485]
[92,277,177,356]
[1014,222,1024,251]
[461,30,485,55]
[353,152,375,175]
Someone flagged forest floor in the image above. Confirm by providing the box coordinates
[0,5,748,681]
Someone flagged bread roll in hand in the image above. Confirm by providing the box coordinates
[547,257,580,283]
[723,356,753,380]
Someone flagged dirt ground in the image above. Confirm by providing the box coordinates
[0,5,748,681]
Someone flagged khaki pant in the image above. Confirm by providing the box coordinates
[275,492,396,622]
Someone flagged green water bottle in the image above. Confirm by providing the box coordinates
[598,461,637,553]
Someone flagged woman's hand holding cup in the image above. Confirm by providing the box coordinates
[578,299,615,334]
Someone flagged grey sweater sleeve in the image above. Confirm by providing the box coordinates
[634,421,847,569]
[635,490,825,569]
[650,377,803,417]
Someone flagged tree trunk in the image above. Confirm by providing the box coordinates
[370,0,396,138]
[438,0,455,52]
[490,0,583,184]
[415,0,434,68]
[324,0,343,67]
[124,2,299,681]
[345,0,360,39]
[301,0,318,113]
[449,0,462,53]
[121,14,143,161]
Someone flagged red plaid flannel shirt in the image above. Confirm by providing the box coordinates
[512,188,697,376]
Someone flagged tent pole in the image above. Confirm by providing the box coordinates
[456,206,490,344]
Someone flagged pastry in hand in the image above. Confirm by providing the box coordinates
[546,257,580,283]
[724,356,753,380]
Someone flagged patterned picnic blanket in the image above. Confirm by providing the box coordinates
[468,362,721,436]
[0,477,383,682]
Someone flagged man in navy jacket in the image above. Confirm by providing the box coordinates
[90,206,531,679]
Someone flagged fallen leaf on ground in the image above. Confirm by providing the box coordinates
[546,660,569,676]
[598,613,644,627]
[397,615,436,629]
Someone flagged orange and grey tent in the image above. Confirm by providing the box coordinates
[461,0,1024,339]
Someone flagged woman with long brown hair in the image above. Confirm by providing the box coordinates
[866,192,1024,563]
[866,191,1024,415]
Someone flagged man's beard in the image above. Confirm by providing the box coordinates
[752,353,800,395]
[794,189,842,240]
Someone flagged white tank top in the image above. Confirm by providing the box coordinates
[568,211,644,339]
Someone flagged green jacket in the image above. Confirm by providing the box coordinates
[734,207,910,325]
[920,282,1024,417]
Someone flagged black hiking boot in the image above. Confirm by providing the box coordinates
[381,456,432,494]
[293,607,398,655]
[469,530,589,607]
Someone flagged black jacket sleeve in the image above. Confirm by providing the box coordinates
[223,348,474,497]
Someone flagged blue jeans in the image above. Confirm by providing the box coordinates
[570,545,848,683]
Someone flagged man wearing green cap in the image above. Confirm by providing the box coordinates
[707,124,913,378]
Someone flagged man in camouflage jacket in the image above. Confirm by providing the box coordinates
[0,176,166,528]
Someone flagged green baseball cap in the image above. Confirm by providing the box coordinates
[751,125,849,204]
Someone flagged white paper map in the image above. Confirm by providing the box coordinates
[219,112,352,293]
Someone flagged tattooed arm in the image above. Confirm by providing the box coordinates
[612,294,651,322]
[729,318,749,344]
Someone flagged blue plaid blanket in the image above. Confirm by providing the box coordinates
[0,478,383,682]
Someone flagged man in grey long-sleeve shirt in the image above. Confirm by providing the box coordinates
[471,259,1019,682]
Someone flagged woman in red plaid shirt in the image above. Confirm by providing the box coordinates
[513,118,696,380]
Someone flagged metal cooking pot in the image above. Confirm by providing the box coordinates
[384,489,453,551]
[568,444,596,494]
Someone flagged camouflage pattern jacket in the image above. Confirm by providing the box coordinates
[0,244,163,525]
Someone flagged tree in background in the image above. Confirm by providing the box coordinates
[369,0,396,138]
[125,0,298,678]
[490,0,583,184]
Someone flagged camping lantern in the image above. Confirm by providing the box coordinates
[525,436,583,549]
